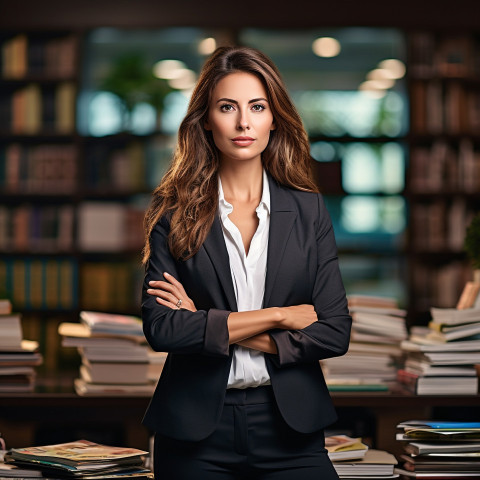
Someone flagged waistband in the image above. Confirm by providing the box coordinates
[224,385,274,405]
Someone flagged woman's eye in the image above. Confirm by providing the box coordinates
[220,104,234,112]
[251,104,266,112]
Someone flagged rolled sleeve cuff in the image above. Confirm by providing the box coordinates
[267,329,289,367]
[203,308,231,357]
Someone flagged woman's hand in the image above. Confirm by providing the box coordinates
[147,272,197,312]
[278,304,317,330]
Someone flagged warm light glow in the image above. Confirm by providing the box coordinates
[198,37,217,55]
[312,37,341,58]
[168,69,197,90]
[358,81,387,99]
[366,70,395,89]
[378,59,406,79]
[153,59,187,79]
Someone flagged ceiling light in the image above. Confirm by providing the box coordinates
[198,37,216,55]
[378,59,406,79]
[312,37,341,58]
[153,59,187,79]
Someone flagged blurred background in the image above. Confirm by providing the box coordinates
[0,0,479,373]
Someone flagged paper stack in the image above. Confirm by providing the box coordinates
[397,306,480,395]
[326,434,369,462]
[0,299,43,393]
[322,295,407,392]
[333,449,398,479]
[59,311,165,396]
[1,439,152,479]
[395,420,480,478]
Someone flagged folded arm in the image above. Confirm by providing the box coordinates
[267,194,352,367]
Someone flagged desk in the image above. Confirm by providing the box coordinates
[1,383,479,455]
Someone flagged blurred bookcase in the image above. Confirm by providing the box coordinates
[406,31,480,323]
[0,31,153,374]
[1,26,480,373]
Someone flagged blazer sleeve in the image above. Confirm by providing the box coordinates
[142,216,230,357]
[268,194,352,367]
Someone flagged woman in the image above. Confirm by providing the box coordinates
[142,45,352,479]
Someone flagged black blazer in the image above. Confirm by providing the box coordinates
[142,175,352,441]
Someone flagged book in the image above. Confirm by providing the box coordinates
[0,462,44,478]
[401,442,480,456]
[347,295,399,309]
[80,360,150,385]
[0,350,43,366]
[0,257,78,311]
[400,453,480,472]
[0,366,36,392]
[395,467,480,478]
[396,369,479,395]
[401,338,480,353]
[332,449,397,477]
[351,312,408,339]
[430,308,480,326]
[74,378,155,397]
[79,344,149,363]
[0,313,23,349]
[403,360,477,378]
[80,311,143,337]
[59,322,144,344]
[398,420,480,435]
[426,322,480,342]
[325,435,369,461]
[4,440,151,478]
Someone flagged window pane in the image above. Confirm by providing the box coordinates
[311,141,405,194]
[240,28,408,137]
[78,28,212,136]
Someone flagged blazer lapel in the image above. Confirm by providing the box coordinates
[202,215,238,312]
[264,177,297,307]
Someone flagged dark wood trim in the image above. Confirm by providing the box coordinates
[0,0,479,30]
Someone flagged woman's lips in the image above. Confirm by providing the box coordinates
[231,136,255,147]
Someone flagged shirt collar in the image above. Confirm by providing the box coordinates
[218,169,270,215]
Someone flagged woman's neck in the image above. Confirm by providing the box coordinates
[219,160,263,203]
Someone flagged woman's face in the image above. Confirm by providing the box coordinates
[205,72,275,165]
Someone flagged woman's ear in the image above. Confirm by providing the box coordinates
[204,119,211,131]
[270,121,276,131]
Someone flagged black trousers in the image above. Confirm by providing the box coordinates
[154,386,339,480]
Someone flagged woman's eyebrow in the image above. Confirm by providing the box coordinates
[216,97,268,104]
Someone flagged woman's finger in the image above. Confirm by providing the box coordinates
[155,297,178,310]
[148,288,178,304]
[164,272,187,295]
[149,280,181,299]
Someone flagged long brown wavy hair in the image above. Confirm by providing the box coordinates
[142,45,318,263]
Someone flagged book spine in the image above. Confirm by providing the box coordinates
[0,257,77,311]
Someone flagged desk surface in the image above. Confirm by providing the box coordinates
[0,379,479,408]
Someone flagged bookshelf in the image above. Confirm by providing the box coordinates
[0,24,479,440]
[406,31,480,322]
[0,31,150,375]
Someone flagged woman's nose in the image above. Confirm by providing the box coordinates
[237,111,250,130]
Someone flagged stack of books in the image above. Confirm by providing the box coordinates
[59,311,165,396]
[326,434,369,462]
[398,306,480,395]
[332,449,398,479]
[395,420,480,478]
[1,439,152,479]
[322,295,407,392]
[0,299,43,393]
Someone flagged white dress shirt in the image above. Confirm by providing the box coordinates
[218,170,271,389]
